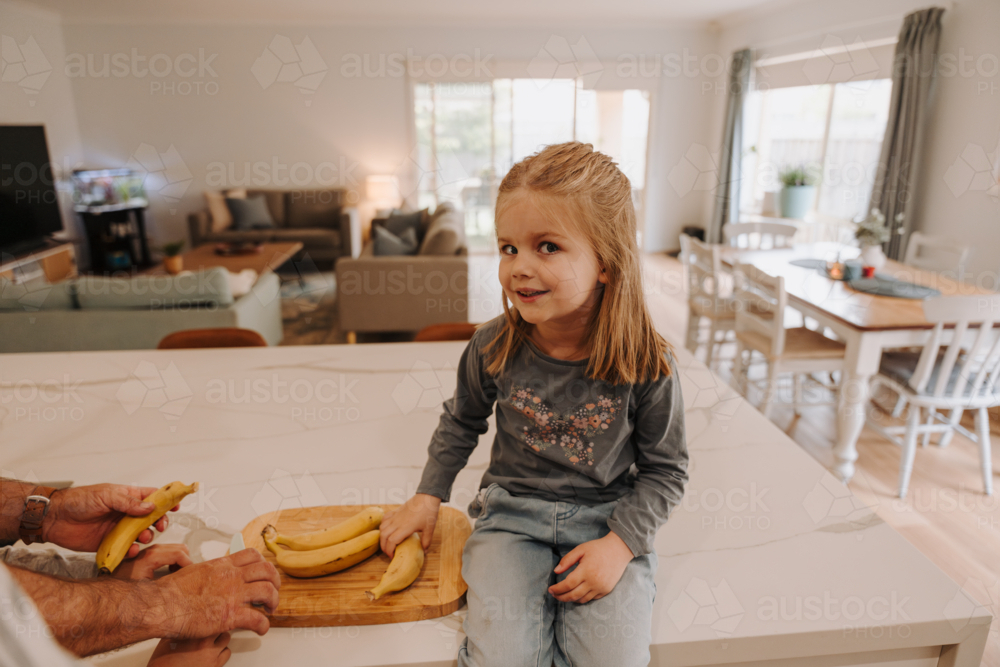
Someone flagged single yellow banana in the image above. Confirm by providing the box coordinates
[95,481,199,574]
[273,506,384,551]
[262,525,380,578]
[366,532,424,601]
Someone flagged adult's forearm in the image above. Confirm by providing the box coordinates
[0,478,34,543]
[7,565,169,657]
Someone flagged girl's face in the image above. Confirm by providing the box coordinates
[496,194,607,328]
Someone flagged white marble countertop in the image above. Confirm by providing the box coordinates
[0,343,992,666]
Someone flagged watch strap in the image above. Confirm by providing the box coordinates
[19,486,57,545]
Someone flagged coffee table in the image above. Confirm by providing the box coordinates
[143,241,303,276]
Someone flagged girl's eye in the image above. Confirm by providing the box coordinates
[539,241,559,254]
[500,244,517,255]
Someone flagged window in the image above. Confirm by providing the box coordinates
[740,78,893,225]
[413,80,651,251]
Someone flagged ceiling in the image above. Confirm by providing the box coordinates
[20,0,784,26]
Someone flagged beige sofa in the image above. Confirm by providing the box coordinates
[188,188,361,263]
[336,203,469,337]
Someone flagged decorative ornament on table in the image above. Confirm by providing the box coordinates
[854,208,899,271]
[162,240,185,274]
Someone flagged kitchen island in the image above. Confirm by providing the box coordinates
[0,342,991,666]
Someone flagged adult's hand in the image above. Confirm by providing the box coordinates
[114,544,194,580]
[41,484,178,555]
[148,634,232,667]
[156,548,281,639]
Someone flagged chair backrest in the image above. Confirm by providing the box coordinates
[910,294,1000,399]
[723,222,798,250]
[903,231,971,275]
[414,322,478,342]
[732,262,786,358]
[679,234,728,309]
[158,327,268,349]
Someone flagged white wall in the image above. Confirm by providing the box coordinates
[0,0,84,245]
[712,0,1000,282]
[48,22,718,254]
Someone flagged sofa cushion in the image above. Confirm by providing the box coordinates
[286,190,344,229]
[419,206,466,255]
[75,267,234,309]
[271,227,340,249]
[382,209,426,240]
[0,276,76,310]
[373,225,419,256]
[204,191,233,233]
[205,229,275,243]
[227,195,276,230]
[245,189,286,226]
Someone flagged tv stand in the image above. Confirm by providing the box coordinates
[0,241,77,284]
[79,204,152,273]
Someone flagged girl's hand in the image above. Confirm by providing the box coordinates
[548,531,635,604]
[379,493,441,557]
[147,633,231,667]
[113,544,194,580]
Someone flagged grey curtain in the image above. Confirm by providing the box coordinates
[870,7,945,259]
[707,48,753,244]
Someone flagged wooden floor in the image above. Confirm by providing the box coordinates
[644,253,1000,666]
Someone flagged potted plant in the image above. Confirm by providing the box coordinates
[162,240,185,275]
[778,165,820,219]
[855,208,892,270]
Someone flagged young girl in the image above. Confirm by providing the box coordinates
[380,142,688,666]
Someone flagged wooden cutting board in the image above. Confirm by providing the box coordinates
[241,504,471,627]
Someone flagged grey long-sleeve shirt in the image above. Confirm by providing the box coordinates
[417,316,689,557]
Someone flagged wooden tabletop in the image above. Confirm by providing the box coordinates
[143,241,303,275]
[721,243,995,332]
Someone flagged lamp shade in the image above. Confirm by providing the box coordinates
[365,175,399,203]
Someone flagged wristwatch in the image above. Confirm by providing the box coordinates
[19,486,58,545]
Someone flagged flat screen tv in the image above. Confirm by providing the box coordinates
[0,125,63,255]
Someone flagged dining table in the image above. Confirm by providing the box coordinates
[720,241,998,484]
[0,339,991,665]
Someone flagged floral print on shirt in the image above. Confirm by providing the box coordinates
[507,385,623,466]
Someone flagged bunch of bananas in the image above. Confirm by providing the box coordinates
[261,506,426,601]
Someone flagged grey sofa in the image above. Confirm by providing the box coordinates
[188,188,361,263]
[336,203,469,337]
[0,269,282,353]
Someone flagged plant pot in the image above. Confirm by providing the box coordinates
[860,244,886,271]
[779,185,816,220]
[164,255,184,275]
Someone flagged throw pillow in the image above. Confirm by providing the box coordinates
[382,209,427,240]
[226,195,276,230]
[373,225,419,256]
[204,191,233,233]
[419,208,465,255]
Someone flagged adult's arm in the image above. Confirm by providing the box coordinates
[7,549,280,658]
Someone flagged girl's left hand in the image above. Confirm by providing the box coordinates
[548,531,635,604]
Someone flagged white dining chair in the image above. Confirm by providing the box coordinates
[903,232,971,275]
[867,294,999,498]
[723,221,798,250]
[886,232,974,419]
[731,262,847,419]
[680,234,736,369]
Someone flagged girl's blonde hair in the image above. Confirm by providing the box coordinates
[484,141,673,385]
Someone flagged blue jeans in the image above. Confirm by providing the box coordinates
[457,484,657,667]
